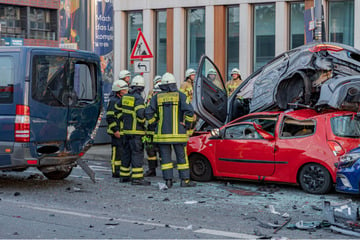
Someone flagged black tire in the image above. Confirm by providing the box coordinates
[189,155,213,181]
[299,163,332,194]
[41,167,73,180]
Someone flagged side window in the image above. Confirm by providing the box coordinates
[224,124,261,139]
[281,117,315,138]
[234,116,278,135]
[71,61,96,103]
[31,55,67,106]
[0,56,14,104]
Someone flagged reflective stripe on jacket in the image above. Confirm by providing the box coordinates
[118,92,146,135]
[106,94,122,135]
[145,90,194,144]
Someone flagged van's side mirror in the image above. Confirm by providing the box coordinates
[253,123,274,140]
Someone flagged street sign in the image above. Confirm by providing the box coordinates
[134,60,150,73]
[130,29,153,60]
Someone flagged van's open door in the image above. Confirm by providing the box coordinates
[193,55,228,128]
[66,51,102,153]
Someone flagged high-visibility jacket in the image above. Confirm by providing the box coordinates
[106,93,122,136]
[179,81,193,104]
[226,78,243,96]
[146,89,194,144]
[118,91,146,135]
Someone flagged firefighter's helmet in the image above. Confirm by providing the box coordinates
[185,68,196,78]
[130,75,145,87]
[112,80,129,92]
[161,72,176,85]
[118,70,131,80]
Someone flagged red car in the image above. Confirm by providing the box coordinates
[187,109,360,194]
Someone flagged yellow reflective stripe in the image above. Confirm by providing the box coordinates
[146,131,155,135]
[148,117,156,125]
[184,145,189,168]
[177,163,189,170]
[114,160,121,166]
[111,147,116,173]
[123,130,145,135]
[116,113,122,119]
[106,111,115,116]
[114,104,122,110]
[158,105,163,135]
[132,168,143,173]
[122,96,135,107]
[161,163,173,170]
[153,134,189,143]
[148,156,157,161]
[108,122,117,129]
[187,129,194,136]
[107,129,114,135]
[120,166,130,172]
[132,173,143,178]
[134,104,145,111]
[137,118,145,123]
[120,172,131,177]
[174,101,178,134]
[122,109,133,114]
[185,115,194,122]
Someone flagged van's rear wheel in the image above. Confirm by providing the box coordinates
[189,155,213,181]
[41,167,73,180]
[299,163,332,194]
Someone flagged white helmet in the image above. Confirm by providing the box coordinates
[153,82,161,92]
[118,70,131,80]
[231,68,241,76]
[161,72,176,85]
[130,75,145,87]
[185,68,196,78]
[153,75,162,85]
[112,80,129,92]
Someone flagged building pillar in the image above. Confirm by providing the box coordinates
[166,8,174,73]
[205,5,214,61]
[173,7,186,86]
[142,9,155,94]
[214,5,226,81]
[113,10,127,82]
[239,3,252,79]
[275,2,288,55]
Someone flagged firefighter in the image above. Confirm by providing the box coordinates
[180,68,196,104]
[226,68,243,96]
[118,69,131,85]
[106,80,129,178]
[144,76,162,177]
[118,75,150,186]
[145,72,196,188]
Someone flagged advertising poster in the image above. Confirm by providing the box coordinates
[59,0,81,49]
[94,0,114,106]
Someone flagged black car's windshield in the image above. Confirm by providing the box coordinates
[331,115,360,138]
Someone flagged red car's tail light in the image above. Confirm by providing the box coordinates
[327,140,345,156]
[309,44,344,53]
[15,105,30,142]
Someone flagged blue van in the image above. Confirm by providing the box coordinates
[0,47,103,180]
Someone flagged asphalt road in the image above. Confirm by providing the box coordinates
[0,152,360,239]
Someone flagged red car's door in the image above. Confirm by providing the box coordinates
[214,123,275,176]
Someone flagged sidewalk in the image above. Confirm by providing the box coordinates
[82,144,111,161]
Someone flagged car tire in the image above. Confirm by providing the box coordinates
[189,155,213,182]
[299,163,332,194]
[41,167,73,180]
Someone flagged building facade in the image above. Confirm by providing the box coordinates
[114,0,359,91]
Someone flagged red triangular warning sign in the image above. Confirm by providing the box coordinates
[130,29,153,60]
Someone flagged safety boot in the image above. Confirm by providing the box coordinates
[180,179,196,187]
[131,178,151,186]
[165,179,173,188]
[144,168,156,177]
[119,177,130,183]
[112,171,120,178]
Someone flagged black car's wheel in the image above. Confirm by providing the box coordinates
[189,155,213,181]
[41,167,73,180]
[299,163,332,194]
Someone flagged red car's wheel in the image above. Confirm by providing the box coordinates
[189,155,213,181]
[299,163,332,194]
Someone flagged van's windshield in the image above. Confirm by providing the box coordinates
[0,56,15,104]
[331,115,360,138]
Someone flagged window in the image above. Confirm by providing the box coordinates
[127,11,143,73]
[227,6,239,80]
[225,124,261,139]
[156,10,167,75]
[281,117,315,138]
[239,116,278,135]
[328,0,354,46]
[72,62,96,102]
[289,2,305,49]
[29,7,57,40]
[331,115,360,138]
[187,8,205,70]
[0,56,14,104]
[0,5,26,38]
[31,55,68,107]
[253,4,275,71]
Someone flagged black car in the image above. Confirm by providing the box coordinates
[193,42,360,129]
